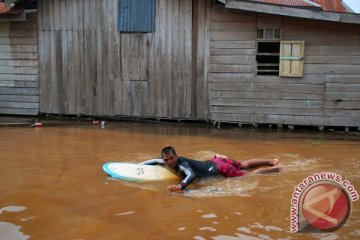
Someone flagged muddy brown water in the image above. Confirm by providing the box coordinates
[0,122,359,239]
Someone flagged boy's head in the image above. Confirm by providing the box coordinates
[161,146,178,169]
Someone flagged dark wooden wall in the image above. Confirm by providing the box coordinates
[208,3,360,127]
[38,0,210,119]
[0,13,39,115]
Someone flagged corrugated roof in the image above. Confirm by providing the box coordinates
[248,0,353,13]
[225,0,360,24]
[312,0,351,13]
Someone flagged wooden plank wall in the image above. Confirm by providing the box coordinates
[0,13,39,115]
[209,3,259,123]
[283,18,360,127]
[209,3,360,127]
[38,0,210,119]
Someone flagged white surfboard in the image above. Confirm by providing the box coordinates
[103,160,178,181]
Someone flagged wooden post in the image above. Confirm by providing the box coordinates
[212,121,217,127]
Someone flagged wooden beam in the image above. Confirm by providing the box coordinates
[225,0,360,24]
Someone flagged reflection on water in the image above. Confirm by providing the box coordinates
[0,222,30,240]
[0,206,29,240]
[0,206,26,214]
[115,211,135,216]
[0,122,359,239]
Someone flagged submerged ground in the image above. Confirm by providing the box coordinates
[0,120,359,239]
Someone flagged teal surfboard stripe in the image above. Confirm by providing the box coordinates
[103,162,139,182]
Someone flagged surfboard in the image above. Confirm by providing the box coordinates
[103,160,178,181]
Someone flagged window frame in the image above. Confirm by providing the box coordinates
[256,27,281,76]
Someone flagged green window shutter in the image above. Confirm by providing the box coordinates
[280,41,305,77]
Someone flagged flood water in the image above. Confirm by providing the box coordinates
[0,121,359,239]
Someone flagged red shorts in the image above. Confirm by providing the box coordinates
[210,156,246,177]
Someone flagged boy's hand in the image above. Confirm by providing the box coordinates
[167,184,182,192]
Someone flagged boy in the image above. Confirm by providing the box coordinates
[141,146,281,192]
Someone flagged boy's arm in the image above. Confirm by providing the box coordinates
[177,162,196,190]
[168,162,196,192]
[139,158,165,165]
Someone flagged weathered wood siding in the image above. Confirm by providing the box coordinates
[283,18,360,127]
[0,13,39,115]
[209,3,360,127]
[38,0,210,119]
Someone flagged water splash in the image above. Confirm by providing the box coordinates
[275,153,322,172]
[192,150,218,160]
[184,178,259,198]
[106,174,260,198]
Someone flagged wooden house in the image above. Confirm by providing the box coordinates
[0,0,38,115]
[0,0,360,128]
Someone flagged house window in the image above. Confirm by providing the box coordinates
[256,28,281,76]
[279,41,305,77]
[118,0,156,33]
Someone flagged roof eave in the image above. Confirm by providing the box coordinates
[223,0,360,24]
